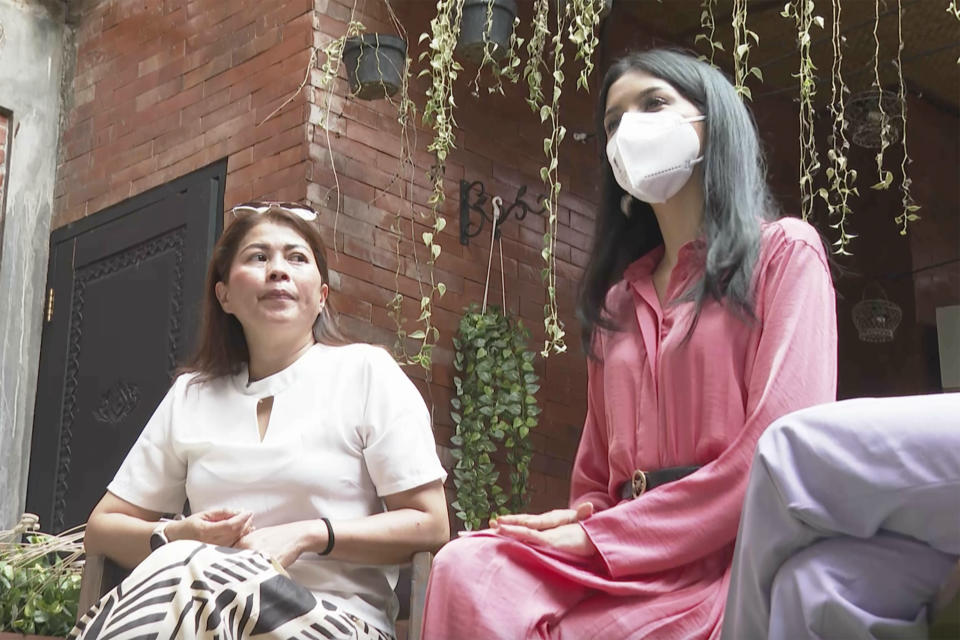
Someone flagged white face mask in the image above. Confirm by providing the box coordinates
[606,110,705,205]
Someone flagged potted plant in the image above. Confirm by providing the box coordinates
[342,33,408,100]
[0,515,83,639]
[456,0,518,64]
[449,306,541,530]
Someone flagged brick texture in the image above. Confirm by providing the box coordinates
[55,0,599,518]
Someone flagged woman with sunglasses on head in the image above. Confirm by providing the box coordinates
[76,202,448,640]
[421,49,837,639]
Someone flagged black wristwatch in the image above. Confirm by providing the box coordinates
[149,520,173,551]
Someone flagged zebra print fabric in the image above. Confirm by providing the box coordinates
[69,540,393,640]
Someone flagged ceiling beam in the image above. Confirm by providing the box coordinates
[673,0,786,41]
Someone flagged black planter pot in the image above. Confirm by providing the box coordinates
[456,0,518,64]
[342,34,407,100]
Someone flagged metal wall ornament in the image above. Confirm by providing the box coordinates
[459,180,547,245]
[92,380,141,425]
[852,282,903,343]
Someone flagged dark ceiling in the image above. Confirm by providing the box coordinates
[615,0,960,113]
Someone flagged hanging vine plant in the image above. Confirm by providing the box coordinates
[695,0,724,66]
[951,1,960,62]
[449,305,541,530]
[419,0,605,360]
[892,0,920,236]
[819,0,858,255]
[781,0,823,221]
[869,0,895,192]
[731,0,762,100]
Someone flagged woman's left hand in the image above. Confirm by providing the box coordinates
[493,521,599,557]
[234,522,310,568]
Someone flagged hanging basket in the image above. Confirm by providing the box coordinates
[342,34,407,100]
[851,283,902,343]
[456,0,518,64]
[847,89,902,149]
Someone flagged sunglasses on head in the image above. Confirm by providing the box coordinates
[229,201,318,222]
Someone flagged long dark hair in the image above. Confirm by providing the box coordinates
[180,205,349,382]
[577,49,778,353]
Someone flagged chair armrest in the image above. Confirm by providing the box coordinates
[77,554,106,619]
[407,551,433,640]
[77,553,129,621]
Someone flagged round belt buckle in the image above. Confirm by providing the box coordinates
[631,469,647,498]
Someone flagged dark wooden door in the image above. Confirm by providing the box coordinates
[27,161,225,533]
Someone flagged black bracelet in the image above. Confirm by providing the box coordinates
[318,517,334,556]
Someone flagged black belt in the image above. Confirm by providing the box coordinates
[618,465,701,500]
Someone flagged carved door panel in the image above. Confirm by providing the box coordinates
[27,162,225,533]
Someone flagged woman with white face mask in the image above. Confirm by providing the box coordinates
[421,49,838,639]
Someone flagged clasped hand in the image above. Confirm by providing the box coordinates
[166,508,318,568]
[487,502,598,557]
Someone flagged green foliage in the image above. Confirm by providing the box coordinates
[695,0,724,66]
[732,0,762,100]
[450,306,541,530]
[419,0,464,199]
[418,0,607,361]
[565,0,602,91]
[869,0,894,193]
[951,1,960,62]
[820,0,858,255]
[891,0,920,236]
[0,552,82,636]
[0,516,84,637]
[781,1,822,221]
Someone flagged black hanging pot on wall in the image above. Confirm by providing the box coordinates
[456,0,518,64]
[342,34,407,100]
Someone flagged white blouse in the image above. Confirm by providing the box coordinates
[108,342,447,633]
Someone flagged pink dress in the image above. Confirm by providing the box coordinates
[422,217,838,639]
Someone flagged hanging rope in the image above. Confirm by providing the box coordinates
[481,196,503,314]
[498,230,506,311]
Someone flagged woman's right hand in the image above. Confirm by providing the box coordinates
[489,502,595,531]
[166,508,254,547]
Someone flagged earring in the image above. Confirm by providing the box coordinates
[620,194,634,218]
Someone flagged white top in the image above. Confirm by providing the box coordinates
[108,342,447,633]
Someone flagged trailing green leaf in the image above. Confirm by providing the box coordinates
[450,306,540,529]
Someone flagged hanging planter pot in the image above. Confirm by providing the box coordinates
[456,0,518,64]
[342,34,407,100]
[852,282,902,343]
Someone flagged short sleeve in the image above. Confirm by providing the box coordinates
[359,348,447,496]
[107,378,188,513]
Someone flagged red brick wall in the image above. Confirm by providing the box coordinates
[54,0,602,515]
[304,1,604,514]
[55,0,316,226]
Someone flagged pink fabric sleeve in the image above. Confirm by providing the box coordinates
[569,339,617,512]
[580,237,838,578]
